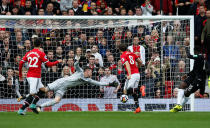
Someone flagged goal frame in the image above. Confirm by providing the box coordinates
[0,15,195,111]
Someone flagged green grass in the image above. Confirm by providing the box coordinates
[0,112,210,128]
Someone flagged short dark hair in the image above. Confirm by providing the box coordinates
[89,55,95,58]
[7,67,14,71]
[83,66,92,71]
[34,38,41,47]
[118,44,127,52]
[48,50,54,54]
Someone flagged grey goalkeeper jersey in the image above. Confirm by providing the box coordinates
[48,61,110,91]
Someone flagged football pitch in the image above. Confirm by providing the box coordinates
[0,112,210,128]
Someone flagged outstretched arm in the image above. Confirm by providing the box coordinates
[185,47,201,60]
[86,78,117,87]
[42,53,61,67]
[184,40,200,59]
[45,60,60,67]
[74,60,83,72]
[88,79,109,86]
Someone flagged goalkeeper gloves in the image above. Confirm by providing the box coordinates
[108,81,118,87]
[79,56,86,63]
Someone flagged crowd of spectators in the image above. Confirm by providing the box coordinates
[0,0,210,99]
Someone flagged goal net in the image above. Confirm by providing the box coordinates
[0,16,208,112]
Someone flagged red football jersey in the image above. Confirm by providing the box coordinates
[120,51,139,75]
[19,48,59,78]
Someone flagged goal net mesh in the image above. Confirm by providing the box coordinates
[0,16,200,112]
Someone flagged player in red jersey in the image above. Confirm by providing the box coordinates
[18,39,62,115]
[119,44,142,113]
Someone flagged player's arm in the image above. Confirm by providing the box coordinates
[19,56,27,79]
[184,40,200,59]
[121,56,131,79]
[42,53,62,67]
[136,58,143,68]
[74,56,86,72]
[45,60,61,67]
[185,46,202,60]
[124,61,132,79]
[74,60,83,72]
[86,78,118,87]
[133,52,142,68]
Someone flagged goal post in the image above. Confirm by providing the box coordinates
[1,15,207,112]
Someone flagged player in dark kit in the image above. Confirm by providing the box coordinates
[119,44,143,113]
[170,39,206,112]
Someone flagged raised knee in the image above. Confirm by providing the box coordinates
[184,91,190,97]
[179,82,187,89]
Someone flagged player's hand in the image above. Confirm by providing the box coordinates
[79,56,86,62]
[181,74,187,81]
[201,40,204,44]
[109,81,118,87]
[127,75,131,80]
[57,59,63,63]
[17,96,23,102]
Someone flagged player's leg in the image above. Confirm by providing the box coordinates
[182,79,201,106]
[30,79,47,107]
[18,94,34,115]
[127,74,141,113]
[18,77,38,115]
[36,91,63,112]
[36,80,61,107]
[127,87,141,113]
[177,82,188,105]
[123,80,129,95]
[29,78,47,114]
[170,76,189,112]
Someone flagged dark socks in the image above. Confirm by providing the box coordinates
[132,93,139,109]
[32,91,43,105]
[127,88,139,109]
[20,95,34,110]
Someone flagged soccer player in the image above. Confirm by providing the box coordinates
[118,44,143,114]
[170,39,206,112]
[36,58,118,112]
[18,39,62,115]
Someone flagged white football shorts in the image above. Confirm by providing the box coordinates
[27,77,44,94]
[124,73,140,90]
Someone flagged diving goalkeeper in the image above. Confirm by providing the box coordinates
[36,57,118,112]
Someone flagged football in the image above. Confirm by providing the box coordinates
[120,94,128,103]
